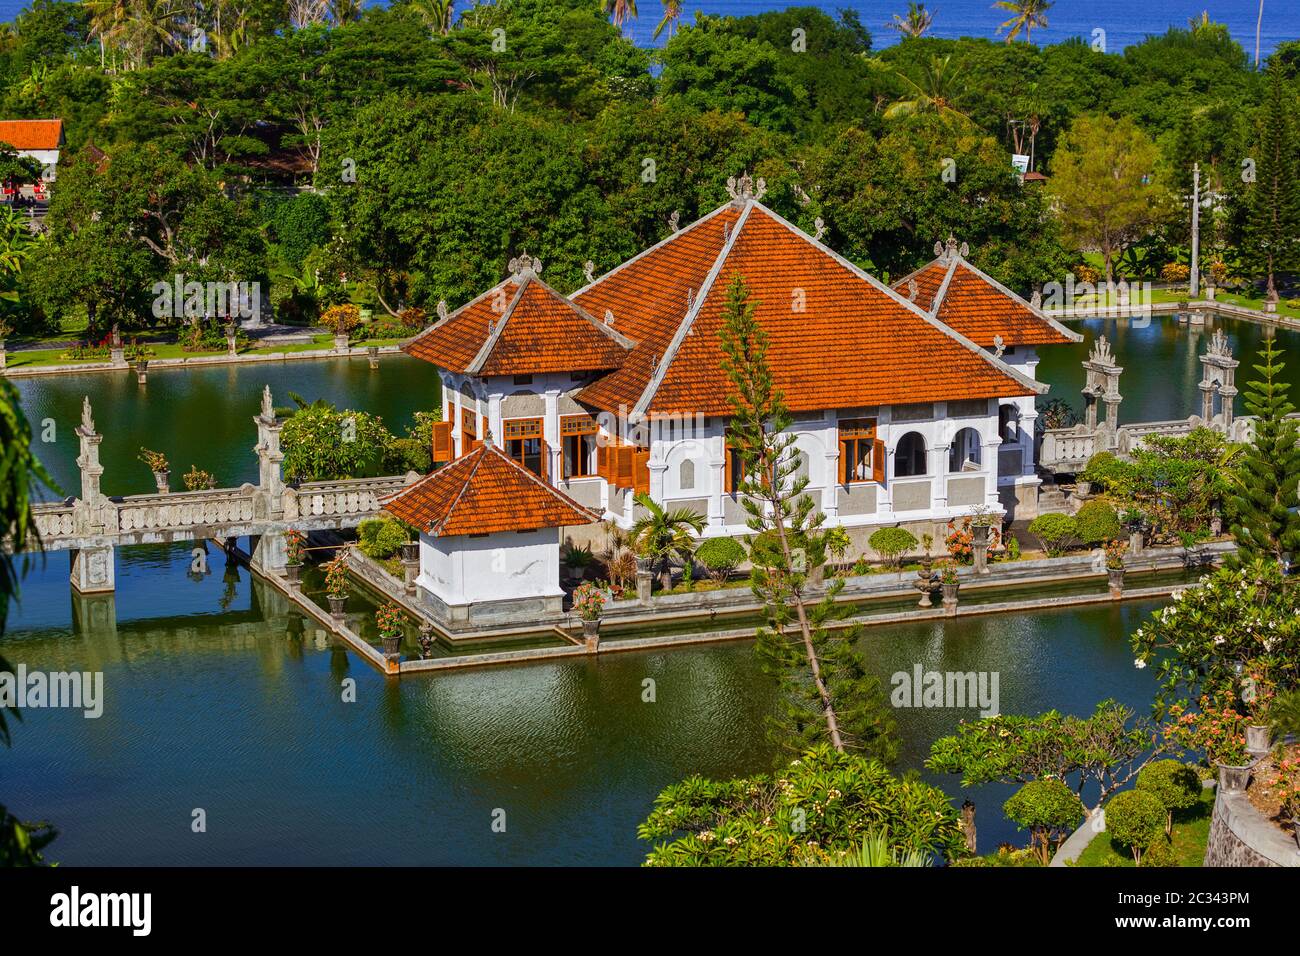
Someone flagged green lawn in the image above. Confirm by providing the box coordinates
[3,334,406,370]
[1076,787,1214,867]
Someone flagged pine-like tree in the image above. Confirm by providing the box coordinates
[717,276,897,763]
[1242,60,1300,304]
[1228,338,1300,564]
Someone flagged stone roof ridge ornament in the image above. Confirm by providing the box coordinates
[1090,335,1115,365]
[583,260,595,284]
[726,171,766,204]
[793,184,813,207]
[604,309,615,326]
[1208,328,1232,358]
[436,299,448,321]
[80,396,95,434]
[813,217,826,241]
[668,210,680,233]
[260,385,274,420]
[1030,289,1042,309]
[993,334,1006,359]
[907,279,919,302]
[508,251,542,279]
[483,429,494,448]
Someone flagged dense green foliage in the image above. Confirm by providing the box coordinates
[1104,789,1166,864]
[637,745,964,866]
[1136,759,1202,836]
[1027,512,1077,555]
[693,535,745,582]
[1074,500,1120,546]
[357,517,411,560]
[1002,779,1084,864]
[868,526,917,567]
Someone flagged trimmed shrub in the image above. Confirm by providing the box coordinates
[357,517,410,560]
[1105,789,1165,865]
[1081,451,1133,491]
[1075,500,1121,545]
[1137,760,1201,836]
[1003,779,1084,865]
[869,526,918,568]
[1028,513,1079,556]
[695,536,746,583]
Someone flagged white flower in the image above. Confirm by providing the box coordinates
[1134,658,1147,670]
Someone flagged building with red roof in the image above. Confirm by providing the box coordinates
[405,175,1075,545]
[0,119,64,183]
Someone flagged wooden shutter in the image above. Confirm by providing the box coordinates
[431,421,453,463]
[872,438,886,484]
[596,442,611,482]
[632,448,650,495]
[615,446,634,489]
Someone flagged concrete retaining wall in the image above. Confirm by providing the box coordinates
[1204,788,1299,867]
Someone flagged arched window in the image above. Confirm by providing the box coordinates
[999,404,1019,443]
[949,427,982,472]
[679,458,696,491]
[894,432,927,477]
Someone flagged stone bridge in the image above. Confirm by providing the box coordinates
[26,386,419,593]
[1038,329,1296,474]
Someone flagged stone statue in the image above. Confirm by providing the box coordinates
[436,299,448,321]
[80,396,95,434]
[583,260,595,284]
[261,385,274,420]
[812,217,826,241]
[668,210,680,233]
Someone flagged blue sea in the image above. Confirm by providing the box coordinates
[0,0,1292,58]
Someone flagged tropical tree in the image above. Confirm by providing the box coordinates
[628,492,703,590]
[652,0,679,40]
[1241,59,1300,305]
[878,55,975,126]
[600,0,636,28]
[410,0,455,35]
[887,2,933,38]
[993,0,1052,44]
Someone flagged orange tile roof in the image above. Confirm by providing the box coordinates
[0,119,64,151]
[381,442,599,536]
[403,271,632,376]
[892,257,1081,348]
[576,202,1044,418]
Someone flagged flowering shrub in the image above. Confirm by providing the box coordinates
[319,303,361,334]
[375,601,408,640]
[937,561,959,585]
[572,581,606,621]
[285,529,306,564]
[1160,262,1190,283]
[397,306,427,330]
[1103,539,1127,570]
[1163,695,1250,766]
[1072,264,1100,285]
[945,516,1000,564]
[323,551,350,598]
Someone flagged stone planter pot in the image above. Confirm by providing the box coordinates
[399,542,419,563]
[582,617,600,652]
[367,345,380,369]
[334,333,349,352]
[1245,724,1271,755]
[1075,480,1091,497]
[153,470,170,494]
[284,562,302,586]
[381,633,402,659]
[1216,761,1252,793]
[941,581,959,608]
[327,594,347,621]
[1107,567,1124,597]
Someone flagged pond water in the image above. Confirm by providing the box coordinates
[10,317,1268,865]
[3,542,1162,865]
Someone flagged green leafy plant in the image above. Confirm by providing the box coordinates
[357,517,410,560]
[323,552,350,599]
[1075,500,1121,545]
[182,465,216,491]
[1103,538,1127,570]
[138,447,169,474]
[629,492,704,591]
[695,536,745,583]
[823,526,851,566]
[1003,779,1084,865]
[869,526,917,568]
[1028,512,1078,556]
[374,601,408,640]
[1136,760,1202,836]
[571,581,606,621]
[1163,695,1250,767]
[1104,789,1166,866]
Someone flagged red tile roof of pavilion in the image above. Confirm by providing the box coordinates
[381,442,599,536]
[403,270,632,376]
[0,119,64,151]
[573,201,1045,418]
[892,256,1081,348]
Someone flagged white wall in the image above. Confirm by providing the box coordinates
[417,527,562,607]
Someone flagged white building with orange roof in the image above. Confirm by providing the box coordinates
[404,175,1080,549]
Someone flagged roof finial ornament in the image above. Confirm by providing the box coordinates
[260,385,274,420]
[960,241,969,258]
[793,184,812,207]
[993,334,1006,359]
[933,240,945,258]
[945,235,959,260]
[907,279,919,302]
[483,429,495,448]
[436,299,448,321]
[813,217,826,242]
[1090,335,1115,365]
[668,210,680,233]
[583,260,595,284]
[604,309,615,326]
[726,171,766,204]
[508,251,542,279]
[1208,327,1232,358]
[80,396,95,434]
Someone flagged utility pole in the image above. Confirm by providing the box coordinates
[1190,162,1201,299]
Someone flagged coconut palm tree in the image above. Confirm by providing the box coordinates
[878,55,976,126]
[410,0,456,35]
[993,0,1052,44]
[887,2,934,38]
[629,492,704,590]
[652,0,680,40]
[601,0,637,28]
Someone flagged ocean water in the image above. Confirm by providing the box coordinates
[0,0,1290,58]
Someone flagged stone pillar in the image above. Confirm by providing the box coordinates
[225,322,237,356]
[0,340,6,371]
[635,559,654,602]
[1199,330,1239,432]
[253,386,285,518]
[367,345,379,369]
[250,531,288,574]
[822,450,840,521]
[973,525,990,575]
[70,544,115,593]
[134,359,148,384]
[109,324,126,368]
[1081,336,1122,445]
[70,588,117,639]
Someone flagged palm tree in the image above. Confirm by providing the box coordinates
[1255,0,1264,67]
[993,0,1051,43]
[601,0,637,28]
[879,55,976,126]
[629,492,704,590]
[411,0,456,35]
[652,0,680,40]
[887,2,934,38]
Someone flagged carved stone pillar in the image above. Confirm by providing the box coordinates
[70,545,115,593]
[253,386,285,519]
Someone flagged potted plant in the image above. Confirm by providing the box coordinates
[1242,666,1276,756]
[321,303,360,351]
[1166,695,1253,792]
[374,601,407,660]
[1104,538,1126,595]
[139,447,170,494]
[938,561,959,609]
[284,529,306,586]
[572,581,606,650]
[324,552,349,621]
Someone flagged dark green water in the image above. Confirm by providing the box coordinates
[1037,314,1300,424]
